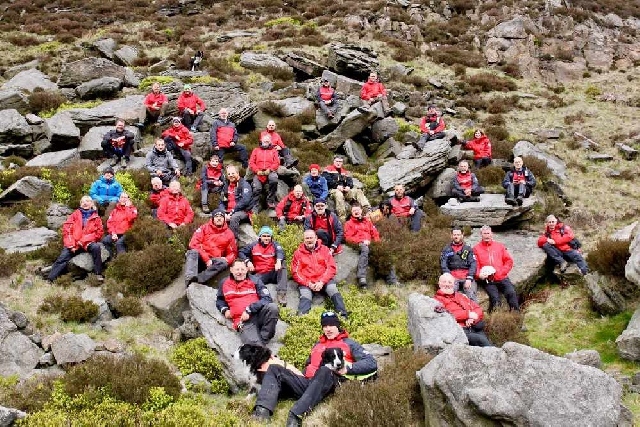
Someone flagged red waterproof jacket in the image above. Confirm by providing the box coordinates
[259,130,286,149]
[62,209,103,250]
[420,115,446,134]
[162,125,193,150]
[157,193,194,226]
[189,221,237,264]
[389,195,417,218]
[239,240,285,274]
[464,135,492,159]
[344,217,380,244]
[360,81,387,100]
[537,222,576,252]
[473,240,513,281]
[106,204,138,235]
[434,290,484,327]
[276,192,311,221]
[456,172,473,190]
[211,120,237,148]
[149,188,169,208]
[217,277,266,329]
[177,92,206,113]
[144,92,168,109]
[291,242,336,286]
[317,86,335,102]
[304,330,378,379]
[249,146,280,183]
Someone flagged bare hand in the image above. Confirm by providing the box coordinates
[112,233,118,241]
[547,238,556,245]
[336,185,344,192]
[224,310,233,319]
[336,367,348,376]
[343,186,351,192]
[409,208,415,215]
[468,311,478,320]
[465,319,475,327]
[169,223,177,229]
[275,260,282,271]
[175,169,181,176]
[206,259,213,267]
[246,261,255,272]
[240,311,250,321]
[464,279,472,290]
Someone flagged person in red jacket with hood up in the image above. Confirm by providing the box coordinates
[176,84,206,131]
[359,71,389,113]
[344,203,380,289]
[162,117,194,175]
[185,208,237,286]
[101,192,138,258]
[249,134,281,210]
[157,180,194,229]
[276,184,311,231]
[463,129,492,168]
[537,215,588,275]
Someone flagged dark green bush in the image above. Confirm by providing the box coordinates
[296,141,333,175]
[259,101,287,117]
[586,238,630,278]
[170,338,229,394]
[253,65,294,82]
[485,308,529,347]
[28,89,67,115]
[475,165,506,187]
[522,156,552,181]
[483,114,506,127]
[125,216,172,251]
[1,155,27,168]
[278,116,302,132]
[0,372,60,412]
[110,295,144,318]
[38,295,99,323]
[430,46,483,68]
[0,248,25,277]
[463,72,518,93]
[28,238,63,263]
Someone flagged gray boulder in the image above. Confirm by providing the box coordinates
[564,349,601,368]
[267,97,314,117]
[3,59,41,79]
[0,406,27,426]
[148,59,176,74]
[238,223,258,248]
[191,133,212,160]
[626,232,640,287]
[81,287,112,322]
[65,96,145,133]
[283,52,324,77]
[92,38,117,59]
[426,167,456,199]
[440,194,537,227]
[50,333,96,366]
[321,107,379,150]
[373,137,403,160]
[182,373,212,393]
[616,304,640,361]
[144,272,189,327]
[0,227,58,253]
[343,139,368,165]
[46,203,74,231]
[321,70,363,98]
[113,45,138,66]
[616,143,639,161]
[26,149,79,168]
[0,109,31,144]
[488,16,533,39]
[0,331,43,377]
[584,272,626,315]
[239,52,292,72]
[334,246,359,285]
[371,117,399,144]
[407,293,468,354]
[217,30,259,42]
[2,69,58,93]
[9,212,30,228]
[68,245,110,274]
[58,57,126,88]
[0,90,29,113]
[79,125,140,160]
[327,44,379,80]
[513,140,567,181]
[418,342,625,426]
[46,112,81,148]
[75,77,122,100]
[610,221,638,242]
[0,176,52,203]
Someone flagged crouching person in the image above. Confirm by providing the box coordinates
[216,259,279,346]
[251,311,377,426]
[434,273,492,347]
[102,192,137,258]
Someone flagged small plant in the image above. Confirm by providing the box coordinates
[170,338,229,394]
[110,295,144,318]
[475,165,506,187]
[586,238,630,278]
[41,100,103,118]
[0,248,26,277]
[28,89,66,115]
[585,84,602,99]
[138,76,175,91]
[522,156,552,181]
[463,72,518,93]
[259,101,287,117]
[484,308,529,347]
[264,16,302,27]
[114,171,145,202]
[38,295,99,323]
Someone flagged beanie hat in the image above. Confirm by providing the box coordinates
[172,116,182,123]
[183,84,192,90]
[212,208,226,218]
[309,164,320,172]
[320,311,341,327]
[313,198,327,205]
[103,167,115,175]
[258,226,273,237]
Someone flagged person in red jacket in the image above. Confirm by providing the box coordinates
[414,105,446,151]
[176,84,206,131]
[210,108,248,168]
[162,117,194,175]
[260,120,298,168]
[101,192,138,258]
[216,259,279,346]
[249,134,281,210]
[537,215,588,275]
[149,177,169,217]
[463,129,492,168]
[344,203,380,289]
[434,273,492,347]
[472,225,519,312]
[387,184,425,232]
[47,196,104,282]
[200,155,225,214]
[185,209,237,286]
[157,180,194,229]
[276,184,311,231]
[451,160,484,202]
[316,78,339,119]
[359,71,389,113]
[143,82,168,125]
[291,230,348,317]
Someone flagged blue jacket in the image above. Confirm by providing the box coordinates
[219,178,254,214]
[89,176,123,205]
[303,174,329,200]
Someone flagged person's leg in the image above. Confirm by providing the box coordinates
[564,250,589,275]
[541,243,566,268]
[297,286,313,315]
[267,172,278,207]
[215,147,225,163]
[201,184,210,209]
[255,302,279,343]
[192,113,204,131]
[464,328,493,347]
[255,365,310,414]
[232,144,249,168]
[331,189,346,221]
[239,321,262,346]
[348,189,370,211]
[451,188,465,199]
[184,249,201,285]
[122,140,134,162]
[324,282,347,315]
[180,148,193,174]
[290,366,339,417]
[197,258,229,284]
[482,280,501,312]
[413,134,428,151]
[228,211,248,238]
[101,234,115,259]
[472,186,485,196]
[87,243,103,275]
[114,235,126,255]
[387,266,399,285]
[48,248,75,281]
[356,243,369,280]
[276,268,288,295]
[280,147,298,168]
[496,278,519,310]
[409,209,424,232]
[505,183,516,204]
[251,176,264,210]
[181,112,193,129]
[432,132,445,140]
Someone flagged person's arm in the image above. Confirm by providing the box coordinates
[238,243,253,262]
[502,171,512,189]
[555,225,576,246]
[210,121,219,147]
[433,117,446,133]
[197,96,206,112]
[216,284,230,314]
[246,278,272,315]
[466,248,477,281]
[452,175,463,193]
[332,214,344,247]
[145,152,155,174]
[274,241,285,262]
[232,180,254,213]
[167,151,179,171]
[526,168,536,188]
[89,181,103,204]
[434,295,469,322]
[440,247,452,274]
[176,95,186,113]
[291,250,308,285]
[316,87,323,103]
[231,123,238,144]
[319,249,337,284]
[319,177,329,200]
[189,225,211,263]
[499,246,514,277]
[344,174,354,189]
[471,174,481,192]
[345,339,377,375]
[419,117,428,134]
[537,232,549,248]
[109,183,123,203]
[343,221,357,245]
[249,149,258,173]
[224,233,237,265]
[183,201,194,224]
[275,197,286,218]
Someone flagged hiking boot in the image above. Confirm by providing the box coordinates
[516,196,523,206]
[358,277,368,289]
[412,140,425,151]
[120,157,128,169]
[109,156,119,167]
[252,406,271,422]
[277,291,287,307]
[470,196,481,202]
[505,197,516,206]
[201,204,210,214]
[285,412,302,427]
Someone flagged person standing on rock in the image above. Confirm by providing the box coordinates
[323,155,371,222]
[47,196,104,283]
[219,164,254,238]
[101,192,138,258]
[216,259,279,346]
[387,183,425,232]
[176,84,206,132]
[199,155,225,214]
[434,273,492,347]
[276,184,311,231]
[302,164,328,201]
[161,117,194,176]
[210,108,249,168]
[145,138,181,187]
[291,230,348,317]
[101,118,135,169]
[143,82,169,125]
[303,198,344,255]
[359,71,389,113]
[185,208,237,286]
[89,166,122,210]
[316,78,339,119]
[260,120,299,168]
[451,160,484,203]
[344,203,380,289]
[157,180,194,230]
[249,134,281,211]
[463,129,492,168]
[440,227,478,302]
[472,225,519,312]
[537,215,588,275]
[503,156,536,206]
[413,105,446,151]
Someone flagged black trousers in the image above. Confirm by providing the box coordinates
[480,277,519,311]
[463,320,492,347]
[48,243,102,280]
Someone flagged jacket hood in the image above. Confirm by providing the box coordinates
[319,330,349,343]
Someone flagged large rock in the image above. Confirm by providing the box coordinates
[616,304,640,361]
[46,203,74,231]
[327,44,379,80]
[0,109,31,144]
[0,176,52,204]
[46,112,81,148]
[371,117,399,144]
[58,58,126,88]
[2,69,58,93]
[333,246,359,285]
[440,194,536,227]
[625,232,640,287]
[0,227,58,253]
[0,331,43,377]
[407,293,468,354]
[419,342,625,426]
[321,70,364,98]
[513,140,567,181]
[78,125,140,159]
[320,107,379,150]
[75,77,122,100]
[239,52,292,72]
[488,16,532,39]
[283,52,324,77]
[68,245,110,274]
[267,97,314,117]
[373,137,403,161]
[92,38,117,59]
[0,90,29,113]
[343,139,368,165]
[0,406,27,426]
[3,59,40,79]
[26,149,79,168]
[65,96,145,133]
[144,273,189,327]
[113,45,138,66]
[584,272,626,315]
[237,223,258,248]
[426,167,456,199]
[50,333,96,366]
[81,287,112,322]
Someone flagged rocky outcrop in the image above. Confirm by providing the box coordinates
[407,293,467,354]
[334,246,359,285]
[2,69,58,93]
[26,149,79,168]
[92,38,117,60]
[75,77,122,100]
[283,52,324,77]
[616,304,640,361]
[144,273,189,327]
[327,44,379,80]
[584,273,626,315]
[0,109,31,145]
[239,52,292,72]
[564,349,601,369]
[371,117,398,144]
[0,406,27,426]
[0,90,29,114]
[426,167,456,199]
[113,45,138,67]
[0,177,52,204]
[418,342,626,426]
[50,333,96,366]
[0,227,58,253]
[81,287,112,322]
[343,139,368,165]
[0,303,43,378]
[78,125,140,160]
[320,107,379,150]
[440,194,536,227]
[65,96,145,133]
[625,232,640,288]
[57,57,126,88]
[46,203,74,231]
[321,70,363,98]
[46,112,81,148]
[267,97,314,117]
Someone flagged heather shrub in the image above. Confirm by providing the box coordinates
[484,309,529,347]
[278,116,302,132]
[28,237,63,263]
[586,238,630,278]
[430,46,483,67]
[38,295,99,323]
[296,141,333,173]
[324,348,430,427]
[253,65,294,82]
[522,156,552,181]
[138,76,175,91]
[170,338,229,394]
[0,248,25,277]
[1,155,27,168]
[124,217,172,251]
[28,89,66,115]
[475,165,506,187]
[259,101,287,117]
[0,372,59,413]
[110,295,144,318]
[463,72,518,93]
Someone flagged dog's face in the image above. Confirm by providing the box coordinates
[322,347,344,371]
[237,344,272,374]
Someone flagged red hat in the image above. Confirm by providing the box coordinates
[309,164,320,171]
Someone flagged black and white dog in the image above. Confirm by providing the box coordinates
[321,347,345,371]
[190,50,204,71]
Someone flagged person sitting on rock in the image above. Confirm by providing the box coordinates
[47,196,104,282]
[102,192,138,258]
[537,215,588,275]
[260,120,298,168]
[451,160,484,202]
[344,203,380,289]
[413,105,446,151]
[276,184,311,231]
[303,198,344,255]
[157,180,194,230]
[161,117,194,176]
[143,82,169,125]
[219,164,254,238]
[89,167,122,209]
[503,156,536,206]
[239,226,288,306]
[200,155,225,214]
[210,108,248,168]
[323,155,371,222]
[101,118,135,168]
[473,225,520,312]
[185,208,237,286]
[388,184,425,232]
[149,177,169,217]
[146,138,181,187]
[249,134,281,211]
[463,129,492,168]
[302,164,328,201]
[434,273,492,347]
[291,230,348,317]
[440,227,478,302]
[177,84,206,132]
[216,259,279,346]
[316,78,338,119]
[251,311,377,426]
[359,71,389,113]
